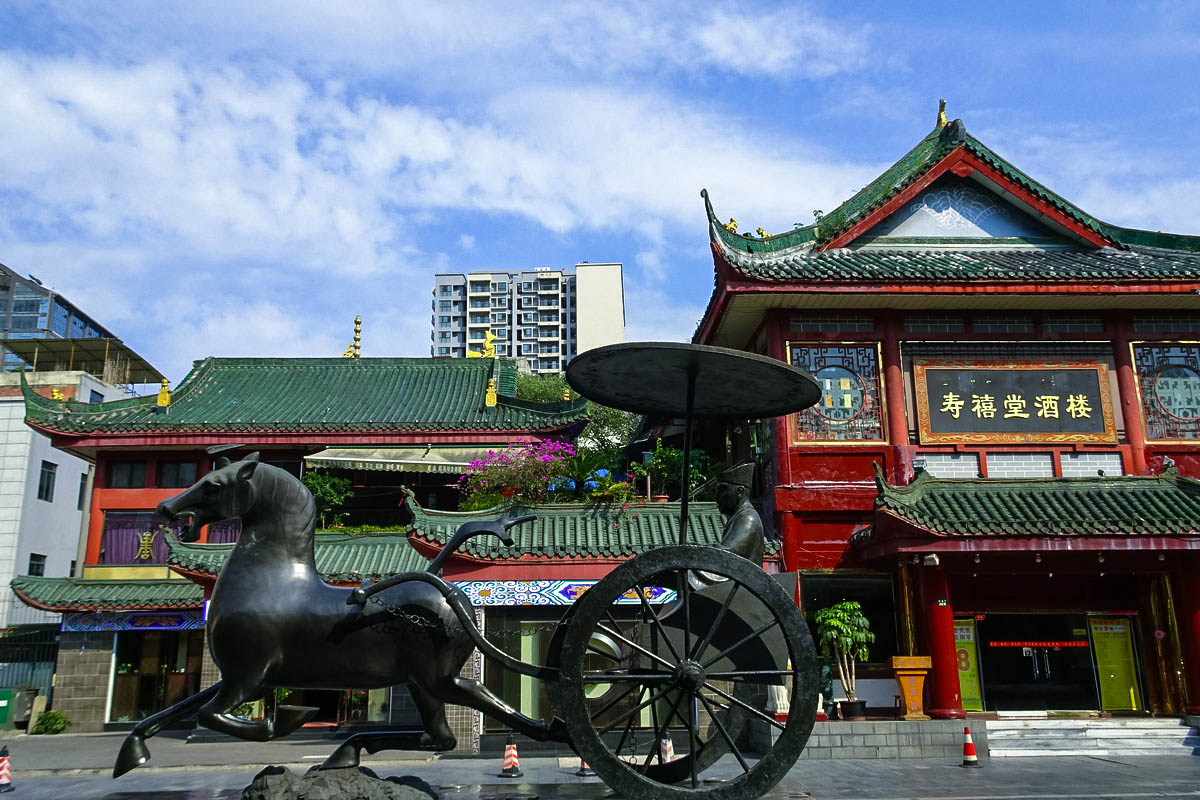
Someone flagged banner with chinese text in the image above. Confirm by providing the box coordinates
[914,360,1116,444]
[954,618,984,711]
[1088,617,1142,711]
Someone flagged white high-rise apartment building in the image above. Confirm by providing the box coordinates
[430,263,624,374]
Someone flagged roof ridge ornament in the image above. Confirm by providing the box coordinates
[937,98,947,128]
[341,316,362,358]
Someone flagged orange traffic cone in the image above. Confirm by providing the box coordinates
[575,759,594,777]
[961,726,981,767]
[497,732,523,778]
[659,735,676,763]
[0,745,12,792]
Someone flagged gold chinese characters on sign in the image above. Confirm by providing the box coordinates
[914,360,1116,444]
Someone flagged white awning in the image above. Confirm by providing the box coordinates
[304,446,497,474]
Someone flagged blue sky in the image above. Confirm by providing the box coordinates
[1,2,1198,383]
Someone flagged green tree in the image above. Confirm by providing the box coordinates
[515,372,569,402]
[301,469,353,528]
[813,600,875,703]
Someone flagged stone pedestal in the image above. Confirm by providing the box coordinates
[890,656,931,720]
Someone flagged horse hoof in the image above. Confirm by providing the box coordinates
[419,732,456,751]
[274,705,320,738]
[113,735,150,778]
[318,743,360,770]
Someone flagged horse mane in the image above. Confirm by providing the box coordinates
[249,463,317,542]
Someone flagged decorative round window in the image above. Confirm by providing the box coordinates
[812,365,868,423]
[1153,364,1200,421]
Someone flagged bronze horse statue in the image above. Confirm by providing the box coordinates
[114,453,564,778]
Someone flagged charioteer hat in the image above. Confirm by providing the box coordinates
[718,463,755,489]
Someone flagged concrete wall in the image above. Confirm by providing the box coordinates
[52,631,115,732]
[796,720,985,760]
[573,262,625,355]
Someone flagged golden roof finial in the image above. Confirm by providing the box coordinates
[937,99,947,128]
[50,387,65,401]
[156,378,171,408]
[342,315,362,358]
[467,330,497,359]
[756,227,768,239]
[485,377,498,408]
[561,386,571,401]
[723,218,738,234]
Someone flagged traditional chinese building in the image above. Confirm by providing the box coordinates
[696,109,1200,718]
[10,355,591,733]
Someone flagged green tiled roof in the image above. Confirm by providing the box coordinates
[714,240,1200,284]
[167,533,428,581]
[874,466,1200,537]
[166,501,780,577]
[11,576,203,612]
[704,118,1200,278]
[407,499,780,559]
[23,357,587,436]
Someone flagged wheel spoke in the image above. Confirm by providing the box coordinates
[582,672,674,683]
[687,690,698,788]
[698,692,750,774]
[613,683,646,761]
[635,583,681,663]
[597,681,678,737]
[596,623,675,671]
[641,688,685,774]
[689,581,739,663]
[681,572,692,669]
[704,681,786,731]
[700,618,780,669]
[587,682,640,724]
[705,669,794,680]
[585,643,622,663]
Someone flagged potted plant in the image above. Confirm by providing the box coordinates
[629,439,707,501]
[813,600,875,720]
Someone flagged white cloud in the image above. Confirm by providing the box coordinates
[458,234,476,251]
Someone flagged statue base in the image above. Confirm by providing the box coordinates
[242,765,437,800]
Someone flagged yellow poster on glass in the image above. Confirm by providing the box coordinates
[1089,617,1142,711]
[954,618,984,711]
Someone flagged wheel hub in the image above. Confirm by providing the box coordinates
[673,659,706,691]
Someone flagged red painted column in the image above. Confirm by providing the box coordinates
[920,566,966,719]
[1179,571,1200,713]
[881,315,909,484]
[1111,317,1148,475]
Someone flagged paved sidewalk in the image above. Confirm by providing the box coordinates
[1,732,1196,800]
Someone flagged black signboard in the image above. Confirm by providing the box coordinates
[915,360,1116,444]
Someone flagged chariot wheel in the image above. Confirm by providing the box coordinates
[556,545,817,799]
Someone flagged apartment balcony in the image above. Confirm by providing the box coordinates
[536,283,559,293]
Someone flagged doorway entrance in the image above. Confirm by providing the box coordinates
[977,613,1098,711]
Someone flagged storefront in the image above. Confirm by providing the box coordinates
[694,108,1200,716]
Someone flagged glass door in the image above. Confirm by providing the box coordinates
[977,613,1098,711]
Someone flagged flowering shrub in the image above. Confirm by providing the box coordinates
[457,439,577,510]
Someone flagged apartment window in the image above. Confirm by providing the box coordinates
[439,300,451,311]
[89,389,104,404]
[437,347,450,356]
[1044,316,1104,334]
[439,285,453,296]
[157,462,198,489]
[439,332,452,341]
[77,473,88,510]
[972,315,1033,334]
[789,315,874,333]
[108,462,147,489]
[494,328,508,338]
[496,282,507,291]
[905,316,964,334]
[27,553,46,577]
[37,461,56,502]
[1132,315,1200,334]
[439,316,451,325]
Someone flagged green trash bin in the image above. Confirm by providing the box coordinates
[0,689,13,728]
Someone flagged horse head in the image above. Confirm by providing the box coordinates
[157,453,260,542]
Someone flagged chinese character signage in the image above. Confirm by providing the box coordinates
[787,343,885,443]
[1132,343,1200,442]
[914,360,1116,444]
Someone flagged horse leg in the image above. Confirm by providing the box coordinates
[431,674,567,743]
[113,682,222,778]
[320,683,452,770]
[196,677,280,742]
[410,682,456,750]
